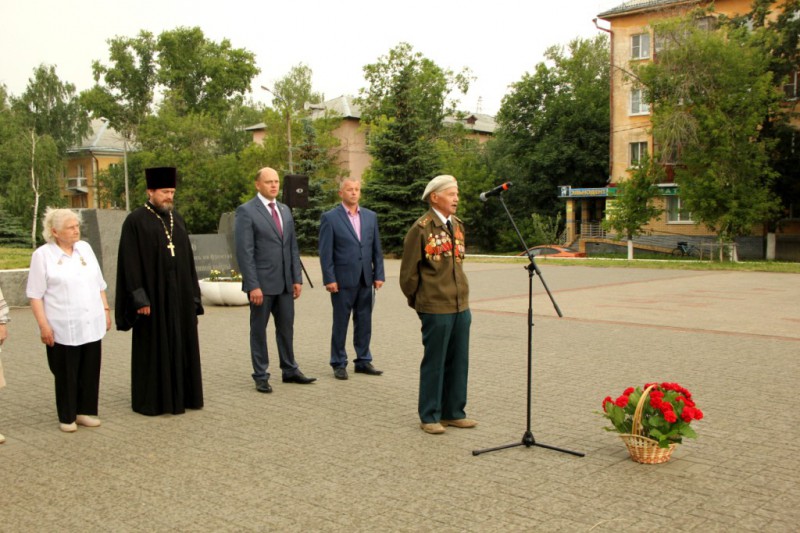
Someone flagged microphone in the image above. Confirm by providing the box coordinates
[479,182,512,202]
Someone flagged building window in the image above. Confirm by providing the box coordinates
[666,196,693,223]
[631,33,650,60]
[629,141,648,167]
[71,194,88,209]
[785,71,798,100]
[630,89,650,115]
[695,16,717,31]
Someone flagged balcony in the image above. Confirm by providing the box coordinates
[66,176,88,193]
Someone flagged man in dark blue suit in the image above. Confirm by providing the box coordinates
[235,167,316,393]
[319,178,385,380]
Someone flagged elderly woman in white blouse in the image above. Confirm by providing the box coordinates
[27,208,111,433]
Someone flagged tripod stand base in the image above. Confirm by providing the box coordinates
[472,431,585,457]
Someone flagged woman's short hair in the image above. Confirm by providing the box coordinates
[42,208,81,244]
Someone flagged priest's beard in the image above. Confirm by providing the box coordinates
[151,200,174,215]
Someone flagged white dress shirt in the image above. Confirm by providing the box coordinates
[26,240,108,346]
[257,192,283,232]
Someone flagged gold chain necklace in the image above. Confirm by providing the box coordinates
[144,203,176,257]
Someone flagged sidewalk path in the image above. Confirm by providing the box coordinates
[1,259,797,531]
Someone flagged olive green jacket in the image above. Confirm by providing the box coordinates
[399,209,469,314]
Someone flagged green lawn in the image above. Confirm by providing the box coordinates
[472,254,800,273]
[2,246,799,273]
[0,247,33,269]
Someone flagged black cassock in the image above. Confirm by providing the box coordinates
[115,203,204,415]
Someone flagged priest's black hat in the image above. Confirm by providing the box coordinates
[145,167,177,189]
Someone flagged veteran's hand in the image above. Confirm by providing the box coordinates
[325,282,338,293]
[293,284,302,299]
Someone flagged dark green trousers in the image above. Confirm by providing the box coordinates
[418,310,471,423]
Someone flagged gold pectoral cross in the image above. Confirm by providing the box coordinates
[167,242,175,257]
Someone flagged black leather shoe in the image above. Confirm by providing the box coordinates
[333,367,348,380]
[354,363,383,376]
[282,372,317,384]
[255,379,272,393]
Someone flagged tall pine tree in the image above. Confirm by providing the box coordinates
[361,65,441,254]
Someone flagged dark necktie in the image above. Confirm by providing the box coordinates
[269,202,283,237]
[446,219,453,235]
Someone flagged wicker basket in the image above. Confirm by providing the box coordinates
[619,384,677,464]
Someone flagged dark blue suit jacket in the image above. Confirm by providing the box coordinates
[318,204,385,289]
[234,196,302,296]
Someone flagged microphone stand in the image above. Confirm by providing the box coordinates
[472,193,584,457]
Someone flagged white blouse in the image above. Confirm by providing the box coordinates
[26,240,108,346]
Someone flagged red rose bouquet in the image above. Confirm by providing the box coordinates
[601,382,703,449]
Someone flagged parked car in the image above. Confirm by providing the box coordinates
[518,245,586,258]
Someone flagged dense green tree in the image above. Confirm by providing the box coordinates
[731,0,800,226]
[218,102,265,155]
[81,30,158,142]
[435,132,497,251]
[12,64,90,153]
[156,27,259,117]
[492,35,610,245]
[131,104,237,232]
[0,204,29,247]
[82,28,259,215]
[359,42,471,138]
[360,64,444,254]
[265,63,325,174]
[2,66,85,246]
[635,12,782,241]
[0,85,17,198]
[358,43,471,254]
[603,156,663,259]
[292,118,341,253]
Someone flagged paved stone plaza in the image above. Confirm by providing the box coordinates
[1,259,798,531]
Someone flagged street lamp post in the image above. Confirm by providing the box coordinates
[122,138,130,212]
[99,117,131,212]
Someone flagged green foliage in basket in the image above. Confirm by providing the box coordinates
[601,382,704,448]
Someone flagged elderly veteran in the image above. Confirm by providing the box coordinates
[399,175,476,435]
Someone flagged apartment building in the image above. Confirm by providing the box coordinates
[561,0,796,259]
[64,119,128,209]
[246,95,496,182]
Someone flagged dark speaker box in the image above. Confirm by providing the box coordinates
[283,174,309,208]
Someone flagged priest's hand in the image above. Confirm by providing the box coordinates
[293,284,302,299]
[137,306,151,316]
[249,288,264,306]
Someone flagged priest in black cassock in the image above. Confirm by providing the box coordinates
[115,166,204,416]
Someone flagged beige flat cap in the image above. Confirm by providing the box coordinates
[421,175,458,201]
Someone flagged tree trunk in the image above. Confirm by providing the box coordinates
[29,130,40,249]
[627,235,634,260]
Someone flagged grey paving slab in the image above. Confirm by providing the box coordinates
[0,258,798,532]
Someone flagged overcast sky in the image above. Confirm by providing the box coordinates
[1,0,621,117]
